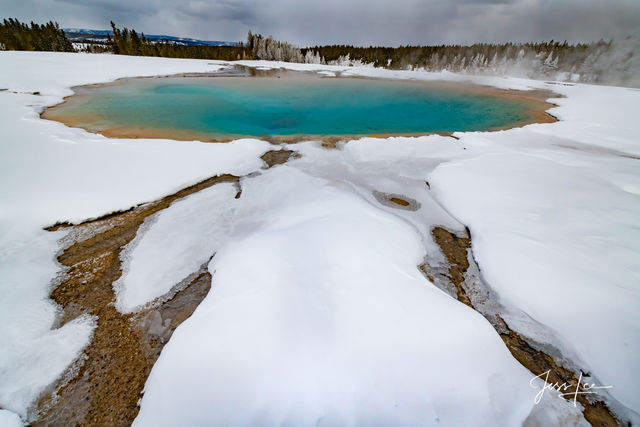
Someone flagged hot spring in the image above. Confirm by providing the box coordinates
[43,71,553,141]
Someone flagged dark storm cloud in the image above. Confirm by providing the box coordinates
[455,0,516,4]
[2,0,639,46]
[180,0,256,23]
[55,0,151,21]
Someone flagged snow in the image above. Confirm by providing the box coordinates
[1,51,639,424]
[523,393,589,427]
[317,70,337,77]
[132,167,537,426]
[235,59,543,91]
[0,410,22,427]
[129,164,589,425]
[114,182,239,312]
[422,82,640,415]
[113,135,467,316]
[0,52,270,422]
[430,150,640,411]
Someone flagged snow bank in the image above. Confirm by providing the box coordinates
[124,145,586,424]
[114,135,466,314]
[430,151,640,411]
[114,182,239,312]
[133,167,538,426]
[0,51,226,98]
[419,79,640,415]
[0,52,270,421]
[235,59,542,91]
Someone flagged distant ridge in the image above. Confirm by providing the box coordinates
[64,28,237,47]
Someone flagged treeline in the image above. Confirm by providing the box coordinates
[83,22,249,60]
[0,19,249,60]
[0,18,73,52]
[1,18,637,86]
[259,35,638,87]
[303,42,581,69]
[300,41,609,78]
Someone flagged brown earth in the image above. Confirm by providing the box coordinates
[260,148,300,167]
[425,227,473,307]
[421,227,622,427]
[33,147,300,425]
[389,197,411,207]
[33,174,239,426]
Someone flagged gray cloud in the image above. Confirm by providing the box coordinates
[1,0,639,46]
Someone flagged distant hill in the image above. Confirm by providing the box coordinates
[64,28,237,47]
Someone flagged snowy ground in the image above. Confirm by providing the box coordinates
[0,51,638,426]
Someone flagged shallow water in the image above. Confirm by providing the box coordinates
[49,76,538,139]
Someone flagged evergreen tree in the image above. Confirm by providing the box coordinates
[0,18,73,52]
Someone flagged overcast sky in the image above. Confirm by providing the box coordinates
[3,0,639,46]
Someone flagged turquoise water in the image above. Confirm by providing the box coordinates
[58,77,534,138]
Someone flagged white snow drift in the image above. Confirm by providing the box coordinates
[132,167,544,426]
